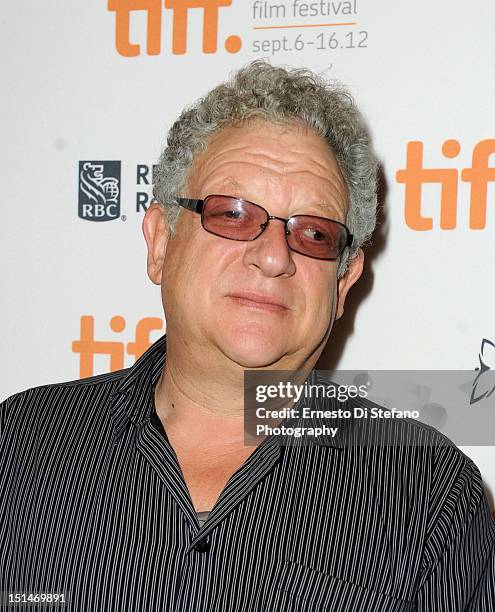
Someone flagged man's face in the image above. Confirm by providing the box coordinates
[144,120,363,370]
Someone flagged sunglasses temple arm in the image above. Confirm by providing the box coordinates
[178,198,204,213]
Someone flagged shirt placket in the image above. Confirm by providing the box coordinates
[136,418,283,610]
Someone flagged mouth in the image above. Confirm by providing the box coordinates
[228,292,289,313]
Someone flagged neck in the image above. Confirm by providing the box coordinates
[154,330,326,446]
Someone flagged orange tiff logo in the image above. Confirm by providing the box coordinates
[396,139,495,230]
[72,315,165,378]
[107,0,242,56]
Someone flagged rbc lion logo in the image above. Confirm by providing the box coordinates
[78,161,121,221]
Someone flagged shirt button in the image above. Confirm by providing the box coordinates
[193,538,210,553]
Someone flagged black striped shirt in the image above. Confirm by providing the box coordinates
[1,335,494,611]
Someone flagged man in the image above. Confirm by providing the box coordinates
[1,61,494,611]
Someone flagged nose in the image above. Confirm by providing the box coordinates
[242,217,296,277]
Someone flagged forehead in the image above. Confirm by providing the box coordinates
[187,120,348,216]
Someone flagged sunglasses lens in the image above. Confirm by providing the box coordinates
[201,196,349,260]
[202,196,266,240]
[287,216,348,260]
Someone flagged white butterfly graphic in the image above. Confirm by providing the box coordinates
[471,338,495,405]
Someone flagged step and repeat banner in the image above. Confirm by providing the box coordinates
[1,1,494,502]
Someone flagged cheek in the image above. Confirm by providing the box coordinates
[302,267,337,322]
[161,230,201,311]
[161,229,230,310]
[165,219,204,276]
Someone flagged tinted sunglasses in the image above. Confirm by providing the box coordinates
[176,195,352,261]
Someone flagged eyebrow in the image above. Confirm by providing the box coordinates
[220,177,245,193]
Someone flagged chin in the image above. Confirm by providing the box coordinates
[218,333,287,369]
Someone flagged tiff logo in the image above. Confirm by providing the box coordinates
[396,140,495,230]
[107,0,242,56]
[72,315,164,378]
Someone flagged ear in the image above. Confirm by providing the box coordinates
[142,202,170,285]
[335,248,364,319]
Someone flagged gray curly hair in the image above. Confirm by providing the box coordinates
[153,60,377,276]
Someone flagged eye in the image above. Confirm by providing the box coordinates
[223,208,243,219]
[209,205,247,222]
[302,228,327,242]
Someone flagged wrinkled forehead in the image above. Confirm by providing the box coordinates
[185,118,348,218]
[186,118,345,185]
[197,116,338,163]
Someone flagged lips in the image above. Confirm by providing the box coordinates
[228,292,289,312]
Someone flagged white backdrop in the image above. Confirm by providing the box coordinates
[1,1,494,505]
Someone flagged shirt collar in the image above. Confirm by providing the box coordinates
[109,334,167,443]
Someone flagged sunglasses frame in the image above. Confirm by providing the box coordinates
[175,195,353,261]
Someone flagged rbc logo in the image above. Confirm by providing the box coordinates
[78,161,121,222]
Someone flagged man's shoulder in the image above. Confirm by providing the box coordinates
[0,369,130,436]
[1,368,130,405]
